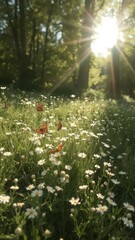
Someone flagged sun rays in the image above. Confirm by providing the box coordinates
[49,11,134,95]
[91,16,119,57]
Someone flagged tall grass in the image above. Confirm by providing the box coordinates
[0,87,135,240]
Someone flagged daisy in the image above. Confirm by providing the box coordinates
[111,179,120,185]
[13,202,24,208]
[0,87,6,90]
[0,194,10,204]
[78,152,87,158]
[46,186,55,193]
[85,170,94,175]
[65,165,72,170]
[122,217,134,228]
[41,170,48,176]
[79,185,88,190]
[106,197,117,206]
[69,197,81,206]
[25,207,38,219]
[35,147,44,154]
[96,193,105,199]
[26,184,35,191]
[3,152,12,156]
[37,159,45,165]
[123,203,135,212]
[96,204,108,215]
[38,183,45,189]
[31,189,43,197]
[108,191,115,198]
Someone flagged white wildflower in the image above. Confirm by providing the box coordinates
[119,171,126,175]
[38,183,45,189]
[3,151,12,156]
[111,179,120,185]
[55,186,63,191]
[41,170,48,176]
[95,204,108,215]
[44,229,52,238]
[94,164,100,169]
[106,197,117,206]
[46,186,55,193]
[10,186,19,190]
[94,154,101,159]
[105,170,115,176]
[104,162,112,167]
[108,191,115,198]
[0,194,10,204]
[123,203,135,212]
[85,170,94,175]
[37,159,45,165]
[26,184,35,190]
[31,189,43,197]
[122,217,134,228]
[79,185,88,190]
[96,193,104,199]
[0,87,6,89]
[35,147,44,154]
[25,207,38,219]
[69,197,81,206]
[65,165,72,170]
[78,152,87,158]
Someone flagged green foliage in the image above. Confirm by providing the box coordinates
[0,0,135,98]
[0,87,135,239]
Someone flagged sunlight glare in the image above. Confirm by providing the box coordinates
[92,16,118,57]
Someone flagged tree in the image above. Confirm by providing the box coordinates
[3,0,37,89]
[107,0,135,98]
[76,0,105,92]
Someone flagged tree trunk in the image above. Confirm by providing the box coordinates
[5,0,35,90]
[18,0,35,89]
[107,0,127,99]
[109,45,120,98]
[77,0,92,92]
[40,2,53,88]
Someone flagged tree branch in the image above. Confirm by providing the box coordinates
[95,0,106,13]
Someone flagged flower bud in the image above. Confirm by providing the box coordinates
[44,229,52,238]
[15,227,23,236]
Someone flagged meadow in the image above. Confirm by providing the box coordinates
[0,86,135,240]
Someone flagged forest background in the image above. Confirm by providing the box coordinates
[0,0,135,98]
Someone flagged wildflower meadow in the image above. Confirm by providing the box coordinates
[0,86,135,240]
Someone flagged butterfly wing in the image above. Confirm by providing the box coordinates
[56,143,64,152]
[36,103,43,111]
[50,143,64,153]
[57,121,62,131]
[35,128,44,134]
[42,123,48,133]
[35,122,48,134]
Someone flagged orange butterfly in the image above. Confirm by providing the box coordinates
[57,120,62,131]
[35,122,48,134]
[36,103,43,111]
[50,143,64,154]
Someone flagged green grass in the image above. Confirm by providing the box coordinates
[0,87,135,240]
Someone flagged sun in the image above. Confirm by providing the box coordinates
[91,16,119,57]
